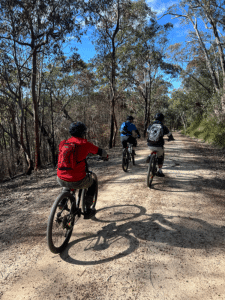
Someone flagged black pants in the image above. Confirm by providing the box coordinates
[85,179,97,209]
[121,136,137,148]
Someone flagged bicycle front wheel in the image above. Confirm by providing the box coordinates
[122,149,129,172]
[147,155,157,188]
[47,192,75,254]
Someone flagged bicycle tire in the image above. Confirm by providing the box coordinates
[47,192,75,254]
[147,154,157,188]
[122,149,129,172]
[82,172,98,213]
[132,152,135,165]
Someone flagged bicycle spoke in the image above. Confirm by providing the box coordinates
[147,154,157,188]
[47,193,76,253]
[122,149,129,172]
[51,200,73,247]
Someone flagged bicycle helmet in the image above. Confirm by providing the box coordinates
[127,116,134,121]
[154,113,164,122]
[69,122,87,137]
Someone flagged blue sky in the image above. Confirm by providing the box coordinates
[64,0,194,92]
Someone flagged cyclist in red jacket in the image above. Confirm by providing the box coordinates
[57,122,107,218]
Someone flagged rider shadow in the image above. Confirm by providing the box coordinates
[150,174,203,193]
[119,213,225,250]
[60,204,146,265]
[61,211,225,265]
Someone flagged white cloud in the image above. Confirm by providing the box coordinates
[146,0,177,16]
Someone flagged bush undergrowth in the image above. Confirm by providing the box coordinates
[181,115,225,149]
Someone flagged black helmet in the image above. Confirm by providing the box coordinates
[155,113,164,122]
[69,122,87,137]
[127,116,134,121]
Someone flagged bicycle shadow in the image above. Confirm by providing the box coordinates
[60,204,146,265]
[61,210,225,265]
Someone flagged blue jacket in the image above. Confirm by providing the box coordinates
[120,121,138,137]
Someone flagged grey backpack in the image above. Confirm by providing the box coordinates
[147,124,164,143]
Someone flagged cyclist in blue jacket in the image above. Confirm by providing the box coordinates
[120,116,141,155]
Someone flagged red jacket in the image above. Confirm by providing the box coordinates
[57,137,99,182]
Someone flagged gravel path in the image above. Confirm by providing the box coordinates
[1,132,225,300]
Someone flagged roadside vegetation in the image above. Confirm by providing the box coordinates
[182,116,225,149]
[1,0,225,181]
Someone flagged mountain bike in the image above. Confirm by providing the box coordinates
[146,151,158,188]
[146,137,175,188]
[47,156,106,254]
[122,142,135,172]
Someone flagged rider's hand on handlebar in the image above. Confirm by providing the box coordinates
[137,135,141,139]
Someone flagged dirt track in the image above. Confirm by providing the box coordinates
[1,132,225,300]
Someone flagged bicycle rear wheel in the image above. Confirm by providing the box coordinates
[47,192,76,254]
[147,154,157,188]
[122,149,129,172]
[132,151,135,165]
[82,172,98,213]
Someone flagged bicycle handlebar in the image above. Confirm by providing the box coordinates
[87,155,109,161]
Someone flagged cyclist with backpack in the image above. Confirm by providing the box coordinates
[57,122,108,219]
[146,113,175,177]
[120,116,141,155]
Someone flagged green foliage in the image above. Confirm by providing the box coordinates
[185,115,225,149]
[186,114,203,134]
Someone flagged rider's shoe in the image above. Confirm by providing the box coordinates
[146,155,151,163]
[83,208,96,219]
[156,170,165,177]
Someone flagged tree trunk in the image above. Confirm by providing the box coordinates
[191,17,220,93]
[109,51,116,149]
[32,47,41,170]
[143,95,148,138]
[109,96,115,148]
[50,92,56,166]
[3,132,12,178]
[109,0,120,149]
[112,111,118,147]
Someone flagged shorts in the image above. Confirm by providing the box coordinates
[121,136,137,148]
[57,173,93,190]
[148,146,164,165]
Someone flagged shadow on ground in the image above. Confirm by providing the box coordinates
[61,205,225,266]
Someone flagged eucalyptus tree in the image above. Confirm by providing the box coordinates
[163,0,225,117]
[91,0,151,147]
[168,90,193,131]
[0,0,85,169]
[119,18,179,136]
